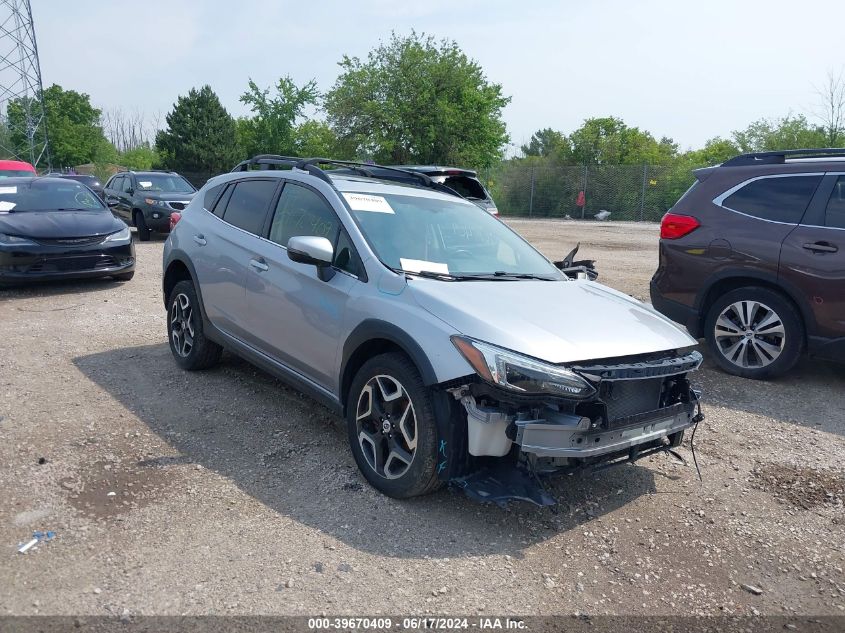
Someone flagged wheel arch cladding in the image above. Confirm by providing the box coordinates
[339,322,470,482]
[340,320,439,412]
[697,272,814,339]
[163,255,210,328]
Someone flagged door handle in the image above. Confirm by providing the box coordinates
[193,235,207,246]
[249,258,269,272]
[803,242,838,253]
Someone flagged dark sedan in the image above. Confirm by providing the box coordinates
[0,177,135,286]
[52,173,105,200]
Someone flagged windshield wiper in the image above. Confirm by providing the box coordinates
[403,269,557,281]
[475,271,558,281]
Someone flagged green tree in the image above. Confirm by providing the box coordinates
[680,137,740,166]
[325,31,510,168]
[237,77,319,157]
[7,84,110,167]
[731,115,826,152]
[567,117,678,165]
[292,119,343,158]
[120,144,158,170]
[155,85,238,174]
[521,128,566,157]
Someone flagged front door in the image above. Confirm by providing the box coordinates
[779,174,845,345]
[245,181,359,393]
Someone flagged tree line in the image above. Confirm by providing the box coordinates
[1,32,509,182]
[489,90,844,218]
[1,30,841,204]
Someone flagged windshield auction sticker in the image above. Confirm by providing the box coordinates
[342,192,394,213]
[399,258,449,274]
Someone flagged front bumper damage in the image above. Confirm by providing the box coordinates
[448,349,704,507]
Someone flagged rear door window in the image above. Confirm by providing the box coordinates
[824,176,845,229]
[722,175,822,224]
[219,179,277,235]
[203,183,226,212]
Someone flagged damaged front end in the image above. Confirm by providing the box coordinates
[446,337,704,506]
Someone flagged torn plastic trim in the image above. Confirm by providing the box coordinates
[516,403,694,458]
[571,349,703,381]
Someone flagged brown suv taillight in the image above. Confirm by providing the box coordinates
[660,212,700,239]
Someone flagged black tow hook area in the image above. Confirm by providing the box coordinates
[451,466,556,508]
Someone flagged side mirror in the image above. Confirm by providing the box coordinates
[106,197,119,208]
[126,188,134,196]
[287,235,335,281]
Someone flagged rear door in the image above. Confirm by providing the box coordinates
[244,181,360,392]
[190,178,279,340]
[713,173,823,279]
[779,173,845,342]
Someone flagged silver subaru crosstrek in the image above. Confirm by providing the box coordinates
[162,156,703,504]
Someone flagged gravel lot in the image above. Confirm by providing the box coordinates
[1,219,844,618]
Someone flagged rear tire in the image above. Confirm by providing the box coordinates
[134,211,151,242]
[167,280,222,370]
[704,286,803,379]
[346,353,442,498]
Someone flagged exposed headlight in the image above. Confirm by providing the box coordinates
[144,198,167,207]
[451,336,596,398]
[0,232,36,246]
[104,226,131,242]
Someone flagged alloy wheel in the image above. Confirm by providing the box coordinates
[355,374,417,479]
[170,292,195,358]
[713,300,785,369]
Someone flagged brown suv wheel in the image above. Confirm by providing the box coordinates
[704,287,804,379]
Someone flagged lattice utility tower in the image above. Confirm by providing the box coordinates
[0,0,49,169]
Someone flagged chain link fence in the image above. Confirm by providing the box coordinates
[481,161,702,221]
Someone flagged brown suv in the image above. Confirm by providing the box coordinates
[650,148,845,379]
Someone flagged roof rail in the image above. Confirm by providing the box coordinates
[295,158,466,199]
[722,148,845,166]
[231,155,302,172]
[230,155,468,200]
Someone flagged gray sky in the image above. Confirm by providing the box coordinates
[32,0,843,153]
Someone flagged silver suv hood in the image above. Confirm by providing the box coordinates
[409,279,697,364]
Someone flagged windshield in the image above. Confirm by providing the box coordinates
[135,174,195,193]
[346,191,561,278]
[0,180,105,212]
[0,169,36,178]
[66,175,100,187]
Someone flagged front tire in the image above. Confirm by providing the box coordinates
[704,286,803,379]
[346,353,442,498]
[167,280,222,370]
[134,211,151,242]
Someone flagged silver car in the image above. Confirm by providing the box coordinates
[162,156,703,503]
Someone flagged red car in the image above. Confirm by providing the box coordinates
[0,159,36,177]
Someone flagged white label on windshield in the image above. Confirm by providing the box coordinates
[342,192,394,213]
[399,258,449,274]
[139,181,152,188]
[0,186,17,194]
[0,201,16,211]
